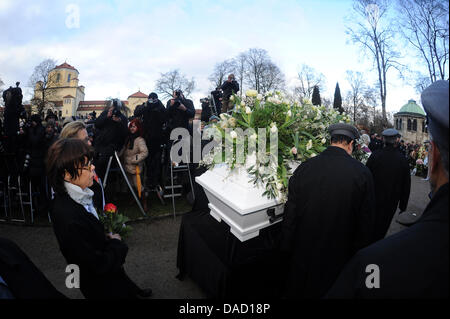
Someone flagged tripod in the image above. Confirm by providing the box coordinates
[103,151,147,218]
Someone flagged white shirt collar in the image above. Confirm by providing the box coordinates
[64,182,98,219]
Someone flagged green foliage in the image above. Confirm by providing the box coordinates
[200,90,352,202]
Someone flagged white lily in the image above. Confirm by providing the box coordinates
[306,139,313,150]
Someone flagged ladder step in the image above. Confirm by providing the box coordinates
[163,194,182,198]
[165,185,182,189]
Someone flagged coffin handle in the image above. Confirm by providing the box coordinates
[267,208,283,224]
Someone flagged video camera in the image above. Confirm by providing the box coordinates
[112,108,121,117]
[200,97,210,104]
[110,99,123,117]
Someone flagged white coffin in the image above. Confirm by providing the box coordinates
[195,163,285,242]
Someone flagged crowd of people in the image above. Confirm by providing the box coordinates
[0,76,447,299]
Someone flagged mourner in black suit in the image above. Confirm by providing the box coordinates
[279,123,376,298]
[366,128,411,241]
[326,80,448,298]
[47,138,151,299]
[0,237,66,299]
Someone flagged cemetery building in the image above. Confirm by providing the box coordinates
[32,62,147,119]
[393,99,428,144]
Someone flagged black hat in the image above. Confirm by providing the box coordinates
[328,123,360,140]
[382,128,400,137]
[421,80,449,148]
[148,92,158,99]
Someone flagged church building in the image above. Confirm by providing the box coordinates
[32,62,148,119]
[393,99,429,144]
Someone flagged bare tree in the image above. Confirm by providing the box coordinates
[0,76,4,107]
[244,48,271,93]
[347,0,402,124]
[28,59,58,116]
[396,0,449,83]
[232,53,247,97]
[346,70,366,123]
[259,61,286,93]
[209,59,234,89]
[294,64,326,102]
[414,72,432,93]
[155,69,195,100]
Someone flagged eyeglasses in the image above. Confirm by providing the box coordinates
[79,161,94,171]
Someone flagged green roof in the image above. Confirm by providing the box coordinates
[397,99,426,117]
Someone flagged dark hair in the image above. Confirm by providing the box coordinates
[330,134,353,145]
[383,136,397,146]
[46,138,95,195]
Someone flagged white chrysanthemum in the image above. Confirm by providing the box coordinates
[228,117,236,127]
[287,110,292,117]
[306,139,313,150]
[276,183,283,190]
[310,153,317,157]
[230,131,237,139]
[291,147,297,155]
[241,101,246,107]
[220,121,228,129]
[250,133,257,140]
[321,138,326,144]
[246,89,258,97]
[220,113,227,121]
[257,94,263,101]
[246,107,252,114]
[230,95,235,101]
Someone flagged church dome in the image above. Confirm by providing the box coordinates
[396,99,426,117]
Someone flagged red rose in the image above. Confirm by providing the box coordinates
[104,203,117,213]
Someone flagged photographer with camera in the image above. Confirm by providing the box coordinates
[200,97,214,123]
[167,89,195,132]
[93,99,128,181]
[134,92,167,198]
[210,87,223,115]
[220,74,239,113]
[2,82,27,154]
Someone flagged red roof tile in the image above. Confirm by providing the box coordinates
[55,62,78,72]
[128,91,148,98]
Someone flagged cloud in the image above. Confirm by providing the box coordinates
[0,0,421,112]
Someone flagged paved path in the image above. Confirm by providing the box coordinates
[0,176,431,299]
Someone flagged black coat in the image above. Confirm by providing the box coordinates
[368,139,383,152]
[279,146,376,298]
[326,183,448,298]
[0,237,66,299]
[26,124,46,177]
[220,80,239,98]
[2,86,25,137]
[366,145,411,241]
[166,98,195,131]
[50,193,140,299]
[94,110,128,157]
[134,100,167,146]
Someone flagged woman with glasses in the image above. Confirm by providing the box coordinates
[46,138,151,299]
[60,121,105,211]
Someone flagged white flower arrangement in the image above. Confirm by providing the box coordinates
[201,92,350,202]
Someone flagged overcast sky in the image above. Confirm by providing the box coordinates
[0,0,424,112]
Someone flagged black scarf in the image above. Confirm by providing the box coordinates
[126,132,140,150]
